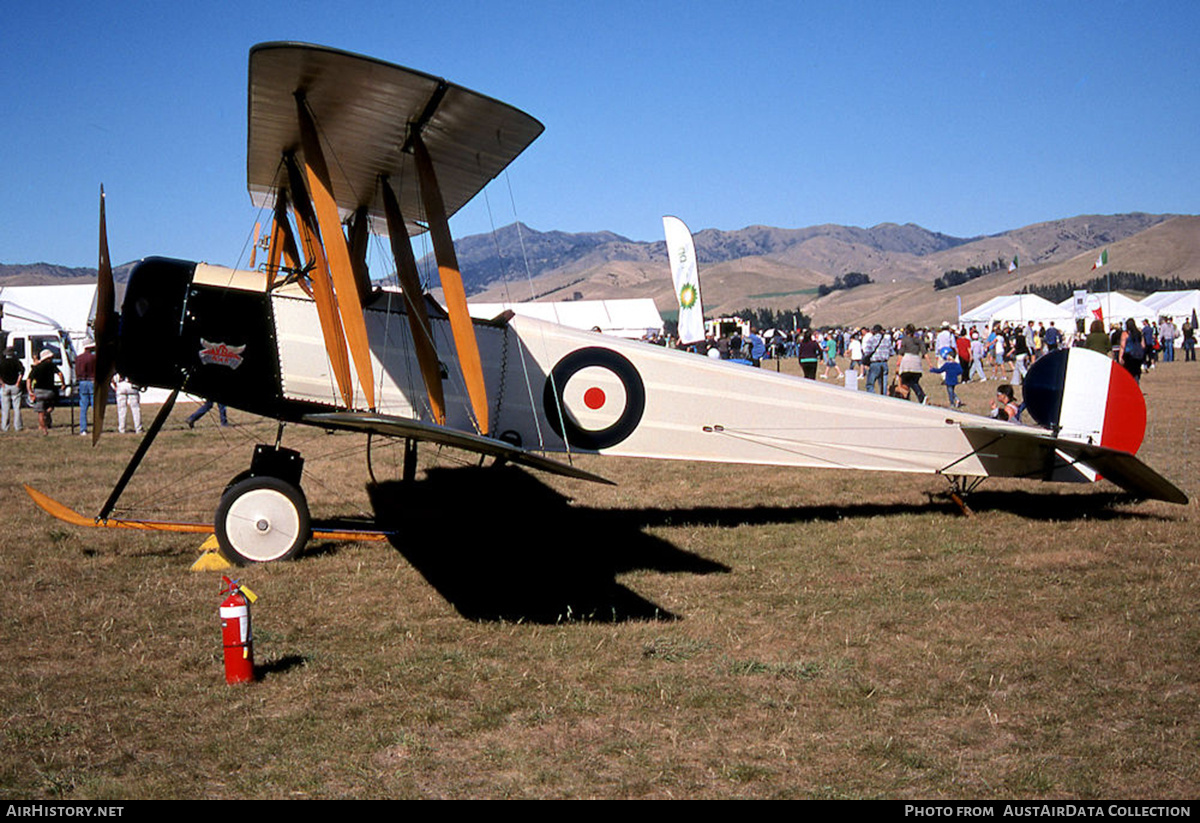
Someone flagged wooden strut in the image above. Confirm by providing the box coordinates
[412,133,490,435]
[295,92,377,411]
[345,205,375,307]
[381,175,446,425]
[265,187,302,289]
[284,152,354,408]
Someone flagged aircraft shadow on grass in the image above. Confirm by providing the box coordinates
[366,466,729,624]
[926,489,1172,521]
[351,466,1175,624]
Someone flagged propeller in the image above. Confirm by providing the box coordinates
[91,185,118,446]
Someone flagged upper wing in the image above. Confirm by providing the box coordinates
[301,410,614,486]
[247,42,545,237]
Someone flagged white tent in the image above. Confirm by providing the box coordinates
[1141,290,1200,322]
[469,298,664,339]
[960,294,1073,328]
[1058,292,1156,329]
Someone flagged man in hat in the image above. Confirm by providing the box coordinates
[0,347,24,432]
[75,339,97,436]
[27,349,63,435]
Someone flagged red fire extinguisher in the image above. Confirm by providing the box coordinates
[220,576,258,684]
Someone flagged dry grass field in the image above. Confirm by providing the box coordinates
[1,357,1197,799]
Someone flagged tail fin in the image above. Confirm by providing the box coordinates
[1023,347,1146,454]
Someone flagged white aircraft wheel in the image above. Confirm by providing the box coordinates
[215,476,310,564]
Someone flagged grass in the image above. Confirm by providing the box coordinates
[0,359,1197,798]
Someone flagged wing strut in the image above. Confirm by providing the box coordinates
[265,187,302,288]
[295,92,377,411]
[284,153,354,408]
[381,176,446,425]
[346,205,375,306]
[413,133,489,434]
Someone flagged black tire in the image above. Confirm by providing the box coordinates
[215,476,310,564]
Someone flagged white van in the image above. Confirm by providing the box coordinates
[0,328,78,402]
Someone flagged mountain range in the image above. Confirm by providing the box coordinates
[4,212,1194,328]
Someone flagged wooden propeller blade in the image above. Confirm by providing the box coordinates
[413,134,489,434]
[295,93,377,411]
[92,185,117,446]
[381,176,445,424]
[284,155,354,408]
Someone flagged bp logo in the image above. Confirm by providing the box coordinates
[678,283,699,310]
[543,347,645,451]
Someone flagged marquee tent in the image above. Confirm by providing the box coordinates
[468,298,665,339]
[959,294,1073,328]
[1141,290,1200,322]
[1059,292,1156,328]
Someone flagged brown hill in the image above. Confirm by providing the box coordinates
[810,215,1200,327]
[464,255,829,316]
[0,261,137,287]
[467,213,1189,326]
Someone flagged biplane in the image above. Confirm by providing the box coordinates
[27,42,1187,565]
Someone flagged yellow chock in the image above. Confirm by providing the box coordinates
[191,534,232,572]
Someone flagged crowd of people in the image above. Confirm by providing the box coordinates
[659,313,1194,419]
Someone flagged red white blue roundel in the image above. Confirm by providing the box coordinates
[1023,347,1146,453]
[543,348,645,451]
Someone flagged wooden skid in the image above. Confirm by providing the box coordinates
[24,486,392,542]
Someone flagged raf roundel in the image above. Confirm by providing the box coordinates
[543,347,646,451]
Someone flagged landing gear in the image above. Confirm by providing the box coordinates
[214,443,310,564]
[366,434,419,484]
[215,475,310,564]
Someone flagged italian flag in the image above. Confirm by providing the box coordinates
[1092,249,1108,270]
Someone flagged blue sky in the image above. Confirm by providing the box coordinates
[2,1,1197,269]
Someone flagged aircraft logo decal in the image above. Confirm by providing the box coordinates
[199,339,247,370]
[544,347,645,450]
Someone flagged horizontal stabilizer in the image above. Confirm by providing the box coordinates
[1051,438,1188,505]
[302,411,614,486]
[957,424,1187,504]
